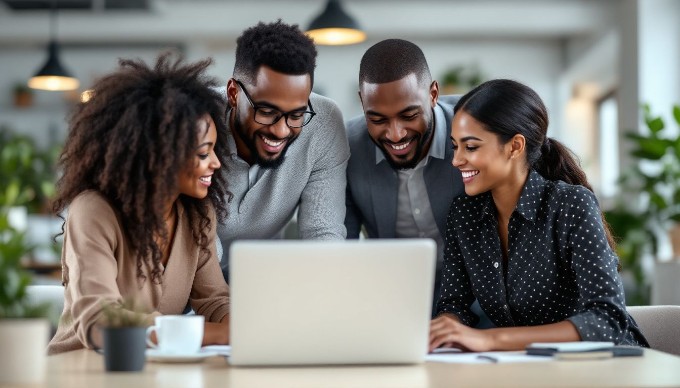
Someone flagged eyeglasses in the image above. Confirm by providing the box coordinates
[235,80,316,128]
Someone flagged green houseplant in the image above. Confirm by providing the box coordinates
[1,126,62,264]
[12,82,34,108]
[0,208,51,384]
[440,64,485,95]
[605,104,680,305]
[0,212,47,318]
[0,126,59,214]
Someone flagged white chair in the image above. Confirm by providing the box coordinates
[627,305,680,356]
[26,285,65,337]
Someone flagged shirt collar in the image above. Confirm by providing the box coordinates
[375,103,447,165]
[224,109,239,158]
[477,170,546,222]
[514,170,546,222]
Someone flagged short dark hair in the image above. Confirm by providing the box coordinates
[359,39,431,86]
[233,20,317,86]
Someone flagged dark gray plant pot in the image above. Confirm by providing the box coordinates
[102,327,146,372]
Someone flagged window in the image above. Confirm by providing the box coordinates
[598,93,619,198]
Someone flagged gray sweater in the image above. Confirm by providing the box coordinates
[217,93,350,274]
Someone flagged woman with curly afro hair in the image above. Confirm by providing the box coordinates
[48,52,233,355]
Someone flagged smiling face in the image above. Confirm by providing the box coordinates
[227,65,312,168]
[359,73,437,170]
[451,110,523,197]
[178,114,221,199]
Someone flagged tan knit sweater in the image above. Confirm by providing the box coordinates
[47,191,230,355]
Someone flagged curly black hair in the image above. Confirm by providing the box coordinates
[359,39,431,86]
[52,52,231,285]
[233,19,317,86]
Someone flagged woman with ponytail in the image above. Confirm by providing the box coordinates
[429,79,648,352]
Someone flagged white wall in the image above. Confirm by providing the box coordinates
[0,37,564,149]
[638,0,680,129]
[315,38,562,124]
[0,45,176,148]
[557,29,620,193]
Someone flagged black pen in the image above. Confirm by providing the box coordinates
[476,355,499,363]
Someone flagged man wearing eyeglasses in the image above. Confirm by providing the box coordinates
[217,20,350,282]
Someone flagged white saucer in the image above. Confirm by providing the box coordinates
[145,349,219,363]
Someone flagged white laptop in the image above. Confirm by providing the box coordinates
[228,239,436,366]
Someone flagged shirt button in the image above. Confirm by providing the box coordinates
[414,208,421,215]
[493,262,499,269]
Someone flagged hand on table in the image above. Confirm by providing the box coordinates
[202,316,229,345]
[429,314,494,353]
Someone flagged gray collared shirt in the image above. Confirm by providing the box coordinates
[217,92,349,271]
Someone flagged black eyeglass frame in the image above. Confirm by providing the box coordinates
[235,80,316,129]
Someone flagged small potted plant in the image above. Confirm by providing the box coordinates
[0,209,51,385]
[440,65,464,95]
[12,82,34,108]
[440,64,486,95]
[99,298,150,372]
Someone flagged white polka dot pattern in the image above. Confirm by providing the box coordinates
[436,170,648,346]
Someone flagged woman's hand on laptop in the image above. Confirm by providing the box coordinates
[429,314,494,353]
[202,315,230,345]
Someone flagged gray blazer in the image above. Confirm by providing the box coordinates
[344,95,464,239]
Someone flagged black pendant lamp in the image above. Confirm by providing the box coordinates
[306,0,366,46]
[28,1,79,91]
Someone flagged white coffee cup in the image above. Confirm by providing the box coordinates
[146,315,204,354]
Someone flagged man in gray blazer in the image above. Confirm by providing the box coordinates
[345,39,464,314]
[217,21,349,283]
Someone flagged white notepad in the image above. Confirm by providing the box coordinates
[527,341,614,352]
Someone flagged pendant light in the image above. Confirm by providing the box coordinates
[28,0,79,91]
[306,0,366,46]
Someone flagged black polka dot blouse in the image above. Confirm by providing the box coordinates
[437,170,648,346]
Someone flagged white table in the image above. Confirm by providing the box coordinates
[39,348,680,387]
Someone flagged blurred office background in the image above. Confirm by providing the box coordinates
[1,0,679,303]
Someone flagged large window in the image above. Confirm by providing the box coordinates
[598,93,619,198]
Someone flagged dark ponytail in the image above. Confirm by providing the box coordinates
[536,137,618,261]
[454,79,618,257]
[534,137,591,189]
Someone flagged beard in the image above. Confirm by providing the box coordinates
[231,106,298,169]
[375,112,435,170]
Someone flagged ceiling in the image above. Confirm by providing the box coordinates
[0,0,151,11]
[0,0,618,46]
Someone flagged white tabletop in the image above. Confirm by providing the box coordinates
[41,348,680,387]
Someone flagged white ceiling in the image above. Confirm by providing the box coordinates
[0,0,618,46]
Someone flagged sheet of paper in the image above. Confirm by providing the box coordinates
[201,345,231,356]
[426,351,552,364]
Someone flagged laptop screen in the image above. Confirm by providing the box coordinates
[228,239,436,366]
